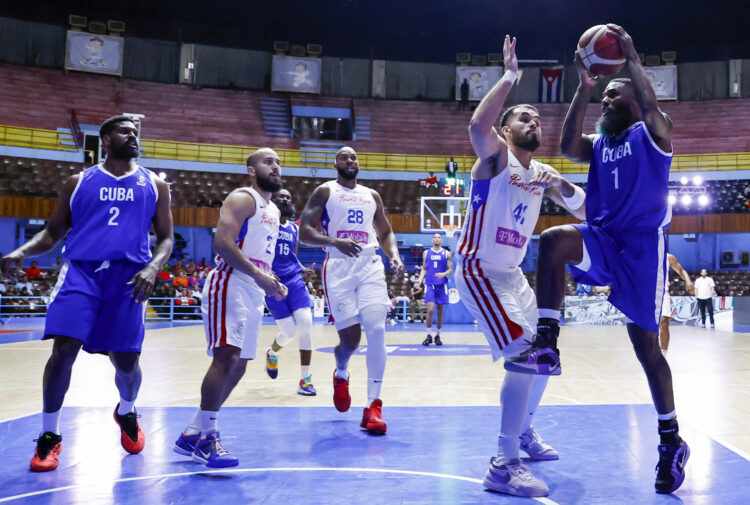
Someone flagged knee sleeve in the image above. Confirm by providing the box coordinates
[361,305,387,380]
[293,308,313,351]
[274,316,297,348]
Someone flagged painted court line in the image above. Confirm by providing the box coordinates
[0,467,560,504]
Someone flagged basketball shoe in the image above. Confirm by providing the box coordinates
[114,404,145,454]
[434,335,443,346]
[30,432,62,472]
[333,370,351,412]
[361,399,387,434]
[655,440,690,493]
[520,428,559,460]
[192,432,239,468]
[422,334,433,346]
[265,347,278,379]
[172,432,200,456]
[482,457,549,497]
[297,376,317,396]
[505,319,561,376]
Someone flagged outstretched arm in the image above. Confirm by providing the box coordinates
[560,53,598,164]
[468,35,517,172]
[0,175,77,274]
[607,23,672,152]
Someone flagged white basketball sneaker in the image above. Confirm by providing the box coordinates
[520,427,559,460]
[482,457,549,497]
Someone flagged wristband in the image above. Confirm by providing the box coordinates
[563,185,585,209]
[505,69,518,83]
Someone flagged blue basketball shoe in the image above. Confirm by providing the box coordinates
[265,348,279,379]
[655,440,690,493]
[191,432,239,468]
[297,376,317,396]
[172,432,199,456]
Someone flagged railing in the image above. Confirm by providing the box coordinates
[4,124,750,174]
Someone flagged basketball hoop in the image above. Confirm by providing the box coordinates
[443,224,458,239]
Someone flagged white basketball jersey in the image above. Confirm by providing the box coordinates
[216,187,280,288]
[321,180,379,259]
[457,151,546,270]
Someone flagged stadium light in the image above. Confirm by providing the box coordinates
[158,172,167,180]
[681,194,692,205]
[668,194,677,204]
[698,194,709,206]
[680,176,688,185]
[692,175,703,185]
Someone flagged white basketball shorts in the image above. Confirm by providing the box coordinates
[455,258,537,361]
[202,267,265,360]
[322,253,389,323]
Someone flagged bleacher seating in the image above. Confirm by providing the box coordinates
[2,63,750,159]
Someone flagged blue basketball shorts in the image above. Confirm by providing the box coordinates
[44,259,148,353]
[425,283,449,305]
[265,273,312,320]
[569,223,667,333]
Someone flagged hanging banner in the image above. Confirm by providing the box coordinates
[455,67,504,101]
[65,31,124,76]
[272,55,321,94]
[644,66,678,100]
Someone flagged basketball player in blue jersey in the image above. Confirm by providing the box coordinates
[508,25,689,494]
[1,115,174,472]
[264,189,318,395]
[417,233,452,346]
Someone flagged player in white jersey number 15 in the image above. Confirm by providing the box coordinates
[300,146,403,435]
[454,36,585,498]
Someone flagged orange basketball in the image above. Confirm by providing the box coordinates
[577,25,626,76]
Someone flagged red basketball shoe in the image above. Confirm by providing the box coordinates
[30,432,62,472]
[360,399,387,435]
[333,370,351,412]
[114,404,145,454]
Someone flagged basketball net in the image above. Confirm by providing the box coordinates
[443,224,458,239]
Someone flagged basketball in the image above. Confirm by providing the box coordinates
[577,24,626,76]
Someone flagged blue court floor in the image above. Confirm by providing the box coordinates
[1,404,748,505]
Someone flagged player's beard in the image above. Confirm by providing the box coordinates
[256,171,282,192]
[277,201,295,218]
[513,131,540,152]
[596,102,632,137]
[110,140,139,160]
[337,166,358,180]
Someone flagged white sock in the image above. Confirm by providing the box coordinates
[426,325,433,334]
[436,327,441,336]
[117,398,136,415]
[335,368,348,380]
[522,375,550,433]
[200,410,219,437]
[497,370,534,461]
[657,410,676,421]
[538,308,560,321]
[301,365,311,380]
[42,409,62,435]
[185,408,201,436]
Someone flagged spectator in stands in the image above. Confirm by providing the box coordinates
[185,259,197,275]
[25,261,42,279]
[196,193,210,207]
[576,283,591,296]
[591,285,611,295]
[460,78,470,110]
[189,271,201,288]
[694,269,716,328]
[2,285,21,314]
[196,258,209,272]
[410,281,426,323]
[157,268,171,283]
[49,257,63,274]
[173,269,189,289]
[174,287,197,320]
[445,157,459,177]
[15,275,34,294]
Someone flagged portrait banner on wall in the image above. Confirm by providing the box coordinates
[644,65,678,100]
[272,55,321,94]
[65,31,123,76]
[563,296,733,326]
[455,66,504,101]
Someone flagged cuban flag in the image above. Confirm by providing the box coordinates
[538,67,563,103]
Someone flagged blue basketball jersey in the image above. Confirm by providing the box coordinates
[425,247,448,285]
[271,221,303,280]
[63,164,158,263]
[587,122,672,234]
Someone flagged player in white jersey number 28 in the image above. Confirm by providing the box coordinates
[454,36,586,498]
[300,146,404,435]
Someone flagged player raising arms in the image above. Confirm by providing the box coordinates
[507,24,690,494]
[454,36,585,497]
[300,146,404,435]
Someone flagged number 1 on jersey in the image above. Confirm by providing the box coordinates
[611,166,619,190]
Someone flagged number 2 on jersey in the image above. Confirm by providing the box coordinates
[108,206,119,226]
[512,203,527,225]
